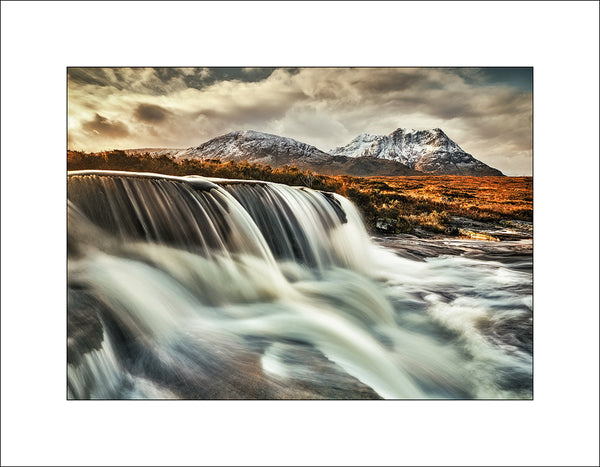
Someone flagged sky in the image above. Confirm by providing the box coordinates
[68,67,533,175]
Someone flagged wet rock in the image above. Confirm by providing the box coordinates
[67,288,105,366]
[375,217,397,233]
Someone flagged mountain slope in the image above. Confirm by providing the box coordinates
[330,128,503,176]
[173,130,420,176]
[309,155,421,176]
[176,130,332,166]
[123,128,501,177]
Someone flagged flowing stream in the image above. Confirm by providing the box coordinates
[67,170,532,399]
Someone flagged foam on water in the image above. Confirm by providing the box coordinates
[67,171,532,399]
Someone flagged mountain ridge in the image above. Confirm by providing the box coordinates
[168,130,420,176]
[331,128,503,176]
[123,128,503,176]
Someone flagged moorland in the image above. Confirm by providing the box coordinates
[67,150,532,239]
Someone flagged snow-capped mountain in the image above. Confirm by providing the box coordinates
[124,128,502,177]
[175,130,332,166]
[330,133,381,157]
[170,130,420,176]
[330,128,504,176]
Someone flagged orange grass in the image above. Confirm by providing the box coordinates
[68,151,532,234]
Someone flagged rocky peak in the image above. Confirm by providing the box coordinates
[331,128,503,176]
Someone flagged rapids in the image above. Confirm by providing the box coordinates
[67,170,532,399]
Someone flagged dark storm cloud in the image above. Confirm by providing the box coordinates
[68,67,189,95]
[149,67,279,90]
[365,69,530,121]
[353,69,441,94]
[82,113,129,137]
[153,68,182,83]
[68,68,112,87]
[198,67,277,86]
[67,67,533,174]
[68,67,279,94]
[365,73,422,93]
[135,103,170,122]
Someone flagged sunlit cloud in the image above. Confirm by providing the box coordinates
[67,67,532,175]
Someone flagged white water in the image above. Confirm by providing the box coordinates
[67,171,532,399]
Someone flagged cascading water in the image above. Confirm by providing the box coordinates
[67,170,532,399]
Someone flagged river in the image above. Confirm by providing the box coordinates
[67,171,532,399]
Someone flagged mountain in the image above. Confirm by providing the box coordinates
[122,128,501,177]
[309,155,421,176]
[176,130,331,166]
[330,128,504,176]
[172,130,420,176]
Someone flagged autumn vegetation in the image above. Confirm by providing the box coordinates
[68,150,533,236]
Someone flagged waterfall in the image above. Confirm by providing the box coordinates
[67,170,532,399]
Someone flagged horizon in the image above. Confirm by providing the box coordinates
[67,67,533,176]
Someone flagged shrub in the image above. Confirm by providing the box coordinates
[67,152,532,234]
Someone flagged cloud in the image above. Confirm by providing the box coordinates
[67,67,533,174]
[135,103,170,123]
[175,67,198,77]
[198,68,211,79]
[81,113,129,138]
[68,67,188,94]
